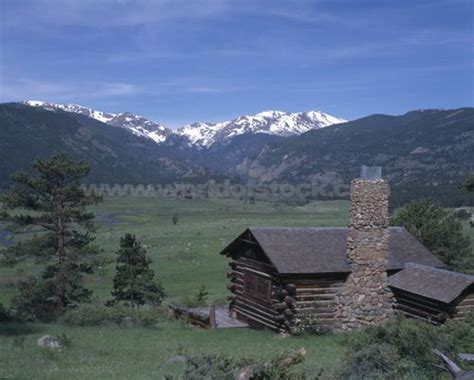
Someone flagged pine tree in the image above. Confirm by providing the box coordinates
[0,152,102,320]
[392,199,472,271]
[111,234,165,307]
[461,175,474,193]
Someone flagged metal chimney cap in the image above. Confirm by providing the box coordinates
[360,165,382,180]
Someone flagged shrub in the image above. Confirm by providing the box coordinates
[179,285,210,308]
[169,349,314,380]
[9,278,59,322]
[58,333,72,348]
[0,303,12,322]
[452,208,472,221]
[337,342,406,380]
[338,315,474,379]
[12,336,26,349]
[172,214,179,225]
[60,303,162,327]
[196,284,209,304]
[290,314,325,336]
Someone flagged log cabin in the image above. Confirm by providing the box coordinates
[221,226,445,332]
[220,167,474,332]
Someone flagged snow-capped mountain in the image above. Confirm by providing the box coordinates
[176,110,346,147]
[23,100,171,143]
[23,101,346,148]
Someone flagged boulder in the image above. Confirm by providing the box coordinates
[122,317,135,327]
[37,335,61,349]
[167,355,188,364]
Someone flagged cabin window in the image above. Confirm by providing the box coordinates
[244,270,271,301]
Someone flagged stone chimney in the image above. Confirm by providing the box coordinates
[336,166,394,330]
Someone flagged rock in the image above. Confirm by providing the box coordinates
[122,317,135,327]
[37,335,61,349]
[167,355,188,364]
[235,366,257,380]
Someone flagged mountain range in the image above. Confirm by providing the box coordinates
[2,101,474,207]
[23,100,346,148]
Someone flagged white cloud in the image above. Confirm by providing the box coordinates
[0,78,143,103]
[3,0,231,30]
[92,83,142,97]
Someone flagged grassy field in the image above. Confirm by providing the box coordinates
[0,196,352,379]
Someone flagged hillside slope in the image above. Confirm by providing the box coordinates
[237,108,474,205]
[0,103,227,186]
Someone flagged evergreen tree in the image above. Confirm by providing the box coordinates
[392,199,472,271]
[0,152,102,320]
[461,175,474,193]
[111,234,165,307]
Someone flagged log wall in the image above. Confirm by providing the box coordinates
[391,288,453,324]
[452,289,474,322]
[290,275,347,329]
[227,257,283,331]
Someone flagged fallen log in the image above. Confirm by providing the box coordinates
[459,353,474,363]
[169,305,210,328]
[432,349,474,380]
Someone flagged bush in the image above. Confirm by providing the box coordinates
[60,303,163,327]
[196,284,209,304]
[337,315,474,379]
[58,332,72,348]
[452,208,472,221]
[169,349,313,380]
[179,285,210,308]
[0,303,12,322]
[337,342,410,380]
[9,278,59,322]
[290,314,325,336]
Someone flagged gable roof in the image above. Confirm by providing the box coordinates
[220,227,443,275]
[389,263,474,304]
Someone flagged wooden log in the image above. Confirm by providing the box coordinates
[284,296,296,306]
[169,305,210,327]
[273,302,287,312]
[209,305,217,329]
[458,353,474,363]
[235,309,283,332]
[284,309,295,319]
[238,257,276,271]
[234,295,275,312]
[285,283,297,295]
[275,314,286,323]
[394,304,444,323]
[275,289,288,300]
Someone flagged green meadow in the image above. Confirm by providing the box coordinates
[1,196,473,379]
[0,196,351,379]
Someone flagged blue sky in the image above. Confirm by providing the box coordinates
[0,0,472,127]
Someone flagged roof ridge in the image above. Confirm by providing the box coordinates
[248,226,406,230]
[405,262,474,281]
[248,226,347,230]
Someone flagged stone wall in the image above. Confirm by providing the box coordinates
[336,178,394,330]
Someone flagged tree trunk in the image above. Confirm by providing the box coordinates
[56,210,66,310]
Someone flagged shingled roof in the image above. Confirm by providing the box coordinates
[221,227,443,275]
[389,263,474,304]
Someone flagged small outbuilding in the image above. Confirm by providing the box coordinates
[389,263,474,324]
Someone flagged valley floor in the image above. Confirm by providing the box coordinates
[0,197,472,378]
